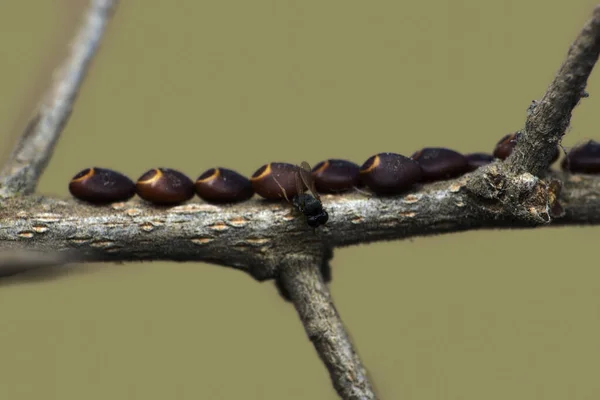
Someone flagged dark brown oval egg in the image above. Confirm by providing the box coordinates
[465,153,495,172]
[561,140,600,173]
[493,133,519,160]
[196,168,254,203]
[410,147,469,181]
[250,162,303,200]
[494,132,560,163]
[311,159,360,193]
[136,168,195,205]
[359,153,422,195]
[69,167,136,204]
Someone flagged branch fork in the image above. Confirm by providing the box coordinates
[466,163,564,225]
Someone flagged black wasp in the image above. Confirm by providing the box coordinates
[275,161,329,228]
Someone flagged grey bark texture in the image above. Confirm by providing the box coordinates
[508,6,600,176]
[280,253,377,399]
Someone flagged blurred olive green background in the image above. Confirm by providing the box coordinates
[1,1,600,399]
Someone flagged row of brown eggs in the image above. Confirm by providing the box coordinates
[68,137,600,205]
[69,167,254,205]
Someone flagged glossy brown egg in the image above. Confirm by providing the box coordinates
[311,159,360,193]
[250,162,303,200]
[465,153,495,172]
[69,167,136,204]
[410,147,469,182]
[359,153,422,195]
[493,133,519,160]
[561,140,600,173]
[136,168,195,205]
[195,168,254,203]
[494,132,560,163]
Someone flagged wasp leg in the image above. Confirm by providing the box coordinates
[272,175,291,203]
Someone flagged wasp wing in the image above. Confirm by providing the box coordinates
[291,166,305,208]
[299,161,320,201]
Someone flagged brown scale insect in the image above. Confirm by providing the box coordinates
[464,153,495,172]
[251,162,302,200]
[311,159,361,193]
[136,168,195,205]
[561,140,600,173]
[359,153,422,195]
[195,168,254,204]
[410,147,469,182]
[69,167,136,204]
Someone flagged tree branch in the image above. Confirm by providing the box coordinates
[0,0,119,198]
[279,252,376,399]
[508,5,600,176]
[3,3,600,400]
[0,170,594,280]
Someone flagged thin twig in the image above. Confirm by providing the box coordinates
[0,249,78,278]
[280,252,377,400]
[508,5,600,176]
[0,0,119,198]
